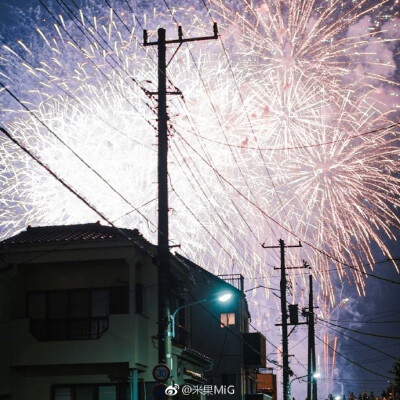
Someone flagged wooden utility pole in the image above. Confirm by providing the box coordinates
[310,273,317,400]
[306,264,317,400]
[263,239,302,400]
[143,24,218,366]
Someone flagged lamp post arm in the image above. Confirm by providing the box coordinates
[170,298,208,338]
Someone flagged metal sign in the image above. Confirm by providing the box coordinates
[152,364,170,382]
[152,383,168,400]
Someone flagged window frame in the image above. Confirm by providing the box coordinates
[220,312,236,328]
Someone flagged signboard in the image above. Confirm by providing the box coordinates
[152,364,171,382]
[152,383,168,400]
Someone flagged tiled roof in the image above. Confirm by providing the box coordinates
[1,222,142,245]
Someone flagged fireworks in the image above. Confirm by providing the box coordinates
[208,0,400,298]
[0,0,399,308]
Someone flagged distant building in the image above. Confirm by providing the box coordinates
[176,256,267,400]
[256,370,277,400]
[0,223,266,400]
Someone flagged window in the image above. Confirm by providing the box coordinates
[27,286,127,341]
[220,313,235,327]
[52,384,128,400]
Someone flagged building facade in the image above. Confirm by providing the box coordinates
[0,223,266,400]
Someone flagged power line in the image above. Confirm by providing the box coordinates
[0,83,157,233]
[37,0,157,130]
[56,0,157,105]
[200,0,297,238]
[322,320,398,360]
[315,334,391,379]
[0,38,155,152]
[170,134,267,276]
[1,125,111,227]
[337,320,400,325]
[0,125,167,248]
[185,122,400,151]
[0,123,201,277]
[168,179,235,262]
[318,318,400,340]
[173,129,400,285]
[161,0,282,255]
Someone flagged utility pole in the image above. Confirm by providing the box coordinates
[310,273,317,400]
[305,262,317,400]
[263,239,302,400]
[307,266,312,400]
[143,24,218,367]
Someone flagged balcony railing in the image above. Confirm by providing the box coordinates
[30,316,109,341]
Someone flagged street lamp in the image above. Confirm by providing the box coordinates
[290,372,320,385]
[169,292,233,338]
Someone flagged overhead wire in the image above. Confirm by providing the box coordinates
[161,0,283,260]
[1,125,113,228]
[168,178,236,262]
[169,144,263,275]
[322,319,398,360]
[96,0,280,270]
[170,124,275,275]
[172,104,282,266]
[198,0,400,283]
[55,0,157,106]
[2,0,269,273]
[0,123,203,268]
[37,0,158,130]
[318,317,400,340]
[185,122,400,151]
[315,334,391,379]
[0,37,155,152]
[0,84,157,232]
[200,0,299,241]
[173,129,400,285]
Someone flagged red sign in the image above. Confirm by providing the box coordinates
[152,384,168,400]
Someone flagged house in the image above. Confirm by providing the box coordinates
[176,255,267,400]
[0,223,266,400]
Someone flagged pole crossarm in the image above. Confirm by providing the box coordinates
[143,23,218,46]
